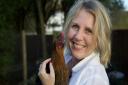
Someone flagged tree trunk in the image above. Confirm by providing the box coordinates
[17,8,28,85]
[21,30,28,85]
[34,0,47,58]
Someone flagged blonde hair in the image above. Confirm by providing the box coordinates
[64,0,111,67]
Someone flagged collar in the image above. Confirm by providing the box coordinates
[72,52,99,72]
[64,51,100,73]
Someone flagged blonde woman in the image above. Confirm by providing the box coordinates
[38,0,111,85]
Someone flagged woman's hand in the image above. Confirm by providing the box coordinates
[38,58,55,85]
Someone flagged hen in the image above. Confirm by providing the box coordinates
[50,32,69,85]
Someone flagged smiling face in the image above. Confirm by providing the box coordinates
[67,9,97,60]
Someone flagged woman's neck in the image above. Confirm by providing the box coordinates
[67,57,80,70]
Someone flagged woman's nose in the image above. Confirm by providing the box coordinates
[74,31,83,41]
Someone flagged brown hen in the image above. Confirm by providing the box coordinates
[51,32,69,85]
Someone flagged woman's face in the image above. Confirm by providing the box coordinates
[67,9,97,60]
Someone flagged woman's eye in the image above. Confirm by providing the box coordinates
[85,28,93,34]
[71,24,79,31]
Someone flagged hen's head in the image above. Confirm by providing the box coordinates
[52,32,64,60]
[55,32,64,48]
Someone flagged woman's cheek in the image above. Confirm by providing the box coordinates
[68,28,76,39]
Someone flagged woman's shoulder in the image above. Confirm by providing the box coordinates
[87,62,106,73]
[81,64,109,85]
[85,63,108,78]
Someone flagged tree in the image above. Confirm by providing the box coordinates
[15,0,62,84]
[61,0,124,16]
[99,0,124,11]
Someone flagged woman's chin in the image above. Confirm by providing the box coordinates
[72,53,84,60]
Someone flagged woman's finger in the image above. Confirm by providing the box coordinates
[49,62,55,78]
[38,58,51,75]
[42,58,51,73]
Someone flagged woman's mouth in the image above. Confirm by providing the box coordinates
[72,41,86,49]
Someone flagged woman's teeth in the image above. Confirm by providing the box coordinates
[73,42,86,49]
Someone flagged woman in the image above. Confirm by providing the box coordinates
[38,0,111,85]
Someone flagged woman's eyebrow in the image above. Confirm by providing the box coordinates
[71,21,78,24]
[71,22,79,27]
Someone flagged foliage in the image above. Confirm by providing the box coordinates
[0,0,30,84]
[99,0,124,11]
[62,0,124,15]
[111,11,128,29]
[62,0,75,15]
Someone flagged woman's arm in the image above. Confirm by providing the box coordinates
[38,58,55,85]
